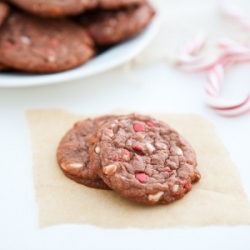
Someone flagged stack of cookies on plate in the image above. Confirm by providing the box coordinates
[57,113,201,205]
[0,0,155,73]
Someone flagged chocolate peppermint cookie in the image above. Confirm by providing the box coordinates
[6,0,145,18]
[57,116,115,190]
[0,11,94,73]
[89,114,201,205]
[79,1,155,45]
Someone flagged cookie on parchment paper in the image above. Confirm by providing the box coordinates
[89,114,201,205]
[57,116,115,190]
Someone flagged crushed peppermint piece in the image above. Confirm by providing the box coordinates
[133,123,145,132]
[135,172,147,183]
[133,144,143,152]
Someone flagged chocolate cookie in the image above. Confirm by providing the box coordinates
[7,0,145,18]
[57,116,115,190]
[79,2,155,45]
[89,114,201,205]
[0,1,10,26]
[0,11,95,73]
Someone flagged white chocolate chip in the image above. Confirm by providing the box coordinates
[123,155,130,161]
[103,164,117,175]
[21,36,30,44]
[148,191,164,203]
[122,150,130,161]
[61,162,83,170]
[111,123,117,128]
[135,133,146,141]
[176,147,183,156]
[60,163,67,170]
[155,142,167,150]
[69,163,83,168]
[105,129,114,138]
[48,56,56,62]
[172,184,179,193]
[95,147,100,154]
[146,143,155,154]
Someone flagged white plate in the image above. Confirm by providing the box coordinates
[0,16,160,88]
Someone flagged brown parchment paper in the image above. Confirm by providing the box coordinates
[26,109,250,228]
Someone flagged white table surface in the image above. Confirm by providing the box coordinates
[1,0,250,249]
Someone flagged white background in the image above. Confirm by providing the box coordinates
[1,0,250,249]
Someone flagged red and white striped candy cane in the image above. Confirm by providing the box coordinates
[217,38,250,63]
[179,32,208,56]
[176,32,220,72]
[205,57,250,116]
[205,64,224,97]
[175,3,250,117]
[206,94,250,117]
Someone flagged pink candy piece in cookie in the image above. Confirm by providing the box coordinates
[135,172,147,183]
[133,144,143,152]
[146,121,155,127]
[133,123,145,132]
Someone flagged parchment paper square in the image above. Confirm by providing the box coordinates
[26,109,250,228]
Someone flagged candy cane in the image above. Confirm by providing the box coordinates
[178,55,221,73]
[205,59,250,116]
[205,64,224,97]
[217,38,250,63]
[175,4,250,117]
[176,33,211,71]
[179,32,208,56]
[206,94,250,117]
[220,3,250,31]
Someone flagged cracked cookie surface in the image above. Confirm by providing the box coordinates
[6,0,145,17]
[79,1,155,45]
[0,11,94,73]
[89,114,201,205]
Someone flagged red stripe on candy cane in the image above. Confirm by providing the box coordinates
[206,64,224,97]
[206,93,250,116]
[179,55,220,73]
[206,95,250,110]
[180,32,207,56]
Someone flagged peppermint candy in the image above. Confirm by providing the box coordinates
[176,4,250,117]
